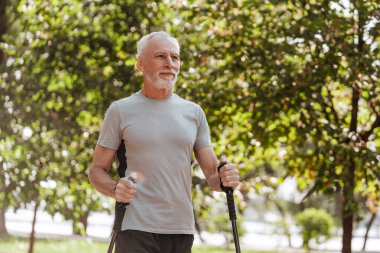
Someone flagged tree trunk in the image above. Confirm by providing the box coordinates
[73,213,89,235]
[0,0,12,238]
[342,211,353,253]
[341,158,355,253]
[362,212,377,251]
[0,172,9,236]
[193,211,205,243]
[80,213,88,233]
[28,200,40,253]
[273,200,292,247]
[0,205,8,237]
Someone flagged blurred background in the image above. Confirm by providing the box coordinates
[0,0,379,253]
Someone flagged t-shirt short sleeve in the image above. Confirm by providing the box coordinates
[194,105,212,150]
[97,102,121,150]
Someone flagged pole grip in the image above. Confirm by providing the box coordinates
[217,161,232,193]
[114,176,137,231]
[217,161,237,221]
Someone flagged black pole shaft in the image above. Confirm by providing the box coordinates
[231,219,241,253]
[218,161,241,253]
[226,190,241,253]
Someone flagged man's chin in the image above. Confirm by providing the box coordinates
[153,80,176,90]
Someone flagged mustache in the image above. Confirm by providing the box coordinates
[159,70,177,76]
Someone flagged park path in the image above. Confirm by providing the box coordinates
[5,209,380,252]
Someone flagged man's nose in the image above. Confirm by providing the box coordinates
[165,56,176,68]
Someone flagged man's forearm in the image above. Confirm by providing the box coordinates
[194,147,223,192]
[88,165,117,198]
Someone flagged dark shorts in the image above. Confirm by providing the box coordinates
[115,230,194,253]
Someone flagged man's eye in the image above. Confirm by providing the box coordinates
[156,55,164,58]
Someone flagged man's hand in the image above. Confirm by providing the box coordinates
[218,163,240,189]
[114,177,137,204]
[195,147,241,192]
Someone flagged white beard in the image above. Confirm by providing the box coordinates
[148,72,177,90]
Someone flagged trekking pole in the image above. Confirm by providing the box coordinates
[217,161,241,253]
[107,175,136,253]
[107,140,130,253]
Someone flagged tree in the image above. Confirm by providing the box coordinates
[362,194,378,251]
[0,0,172,250]
[295,208,334,250]
[0,0,9,237]
[175,1,380,252]
[2,2,379,253]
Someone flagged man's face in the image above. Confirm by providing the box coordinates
[138,36,180,90]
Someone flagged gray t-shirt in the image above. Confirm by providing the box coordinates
[97,90,212,234]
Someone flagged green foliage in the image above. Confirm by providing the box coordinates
[295,208,334,249]
[0,0,173,235]
[175,1,379,251]
[1,2,379,251]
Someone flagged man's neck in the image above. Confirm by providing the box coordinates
[142,85,173,99]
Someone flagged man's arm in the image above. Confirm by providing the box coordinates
[88,145,136,203]
[88,145,117,197]
[194,146,240,192]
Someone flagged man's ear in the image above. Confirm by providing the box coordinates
[136,57,143,72]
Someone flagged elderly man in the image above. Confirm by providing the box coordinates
[88,31,240,253]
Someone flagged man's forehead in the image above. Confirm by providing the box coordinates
[152,48,179,55]
[148,36,179,53]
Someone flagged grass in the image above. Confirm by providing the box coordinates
[0,236,269,253]
[0,237,107,253]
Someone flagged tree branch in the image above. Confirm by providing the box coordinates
[324,83,341,127]
[349,3,365,133]
[360,113,380,142]
[349,82,360,133]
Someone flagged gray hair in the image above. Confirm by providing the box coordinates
[136,31,180,58]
